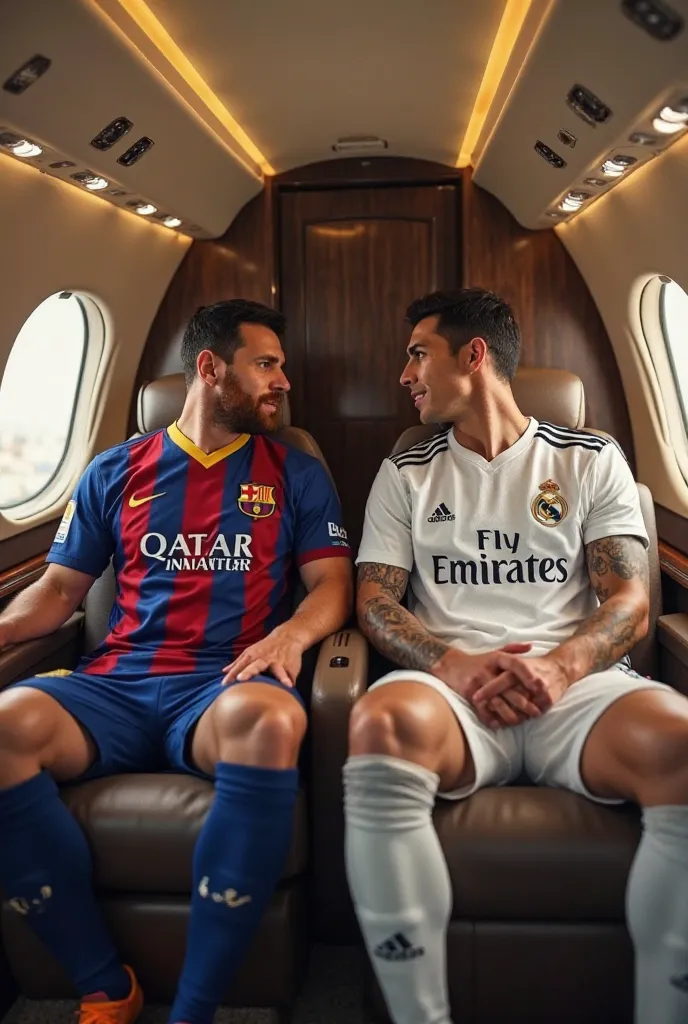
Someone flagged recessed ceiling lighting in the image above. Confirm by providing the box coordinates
[628,132,657,145]
[653,116,685,134]
[657,103,688,124]
[10,140,42,158]
[127,201,156,216]
[163,216,182,228]
[85,176,108,191]
[584,177,607,186]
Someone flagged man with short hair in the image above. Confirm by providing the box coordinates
[0,299,352,1024]
[345,288,688,1024]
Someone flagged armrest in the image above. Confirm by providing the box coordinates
[658,613,688,697]
[0,612,84,688]
[310,627,368,942]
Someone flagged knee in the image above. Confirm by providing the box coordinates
[0,690,56,764]
[349,686,441,759]
[631,720,688,804]
[213,686,307,760]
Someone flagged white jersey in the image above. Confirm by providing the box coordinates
[357,418,648,657]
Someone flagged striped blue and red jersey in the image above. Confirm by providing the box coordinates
[47,423,351,678]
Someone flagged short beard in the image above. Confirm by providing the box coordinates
[212,369,281,435]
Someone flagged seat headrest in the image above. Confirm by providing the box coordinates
[391,367,586,457]
[511,367,585,428]
[136,372,292,434]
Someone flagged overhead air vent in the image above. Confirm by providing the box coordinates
[3,54,51,95]
[567,84,613,127]
[621,0,683,41]
[332,136,388,152]
[117,136,154,167]
[90,117,133,152]
[534,140,567,168]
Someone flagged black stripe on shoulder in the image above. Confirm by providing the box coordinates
[391,439,449,470]
[389,430,449,466]
[535,422,607,452]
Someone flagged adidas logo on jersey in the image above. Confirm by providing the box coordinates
[428,502,455,523]
[374,932,425,962]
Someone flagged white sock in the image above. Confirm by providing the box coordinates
[344,754,453,1024]
[626,805,688,1024]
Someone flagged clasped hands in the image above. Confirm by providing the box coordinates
[433,643,571,730]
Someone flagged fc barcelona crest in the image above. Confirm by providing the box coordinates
[238,482,277,519]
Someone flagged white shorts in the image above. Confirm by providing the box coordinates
[368,665,675,804]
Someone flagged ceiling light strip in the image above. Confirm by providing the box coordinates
[111,0,275,176]
[456,0,535,169]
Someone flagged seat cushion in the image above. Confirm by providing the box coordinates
[61,774,307,893]
[435,787,641,921]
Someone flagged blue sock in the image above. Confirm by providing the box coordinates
[0,771,130,1000]
[169,761,299,1024]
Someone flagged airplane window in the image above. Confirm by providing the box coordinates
[0,293,87,509]
[660,279,688,435]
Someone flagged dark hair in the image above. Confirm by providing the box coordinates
[180,299,286,385]
[405,288,521,382]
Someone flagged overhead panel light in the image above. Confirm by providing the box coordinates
[653,116,685,133]
[10,140,42,158]
[602,154,637,176]
[657,102,688,122]
[127,200,156,216]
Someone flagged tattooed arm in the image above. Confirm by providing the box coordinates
[356,562,451,670]
[548,535,650,684]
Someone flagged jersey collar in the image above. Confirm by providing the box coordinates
[167,422,251,468]
[447,417,538,471]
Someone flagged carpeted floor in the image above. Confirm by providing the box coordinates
[2,945,374,1024]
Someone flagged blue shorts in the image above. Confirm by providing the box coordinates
[8,668,304,781]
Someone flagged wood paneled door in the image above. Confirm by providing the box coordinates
[280,185,459,551]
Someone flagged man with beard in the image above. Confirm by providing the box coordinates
[0,299,352,1024]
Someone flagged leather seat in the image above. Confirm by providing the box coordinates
[313,367,661,1024]
[0,373,366,1017]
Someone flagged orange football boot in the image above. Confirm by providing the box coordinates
[78,965,143,1024]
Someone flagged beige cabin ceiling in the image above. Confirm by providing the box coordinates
[144,0,508,171]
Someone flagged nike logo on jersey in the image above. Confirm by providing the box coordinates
[128,491,166,508]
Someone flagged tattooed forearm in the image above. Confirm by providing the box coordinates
[356,562,449,670]
[550,535,650,682]
[560,596,647,676]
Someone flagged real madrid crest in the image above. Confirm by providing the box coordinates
[531,479,568,527]
[238,482,276,519]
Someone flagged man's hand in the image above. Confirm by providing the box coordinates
[472,652,571,722]
[222,625,307,688]
[432,643,545,729]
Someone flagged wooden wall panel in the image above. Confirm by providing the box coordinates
[280,184,459,550]
[462,176,635,469]
[130,185,276,431]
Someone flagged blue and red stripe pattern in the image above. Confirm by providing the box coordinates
[47,425,350,679]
